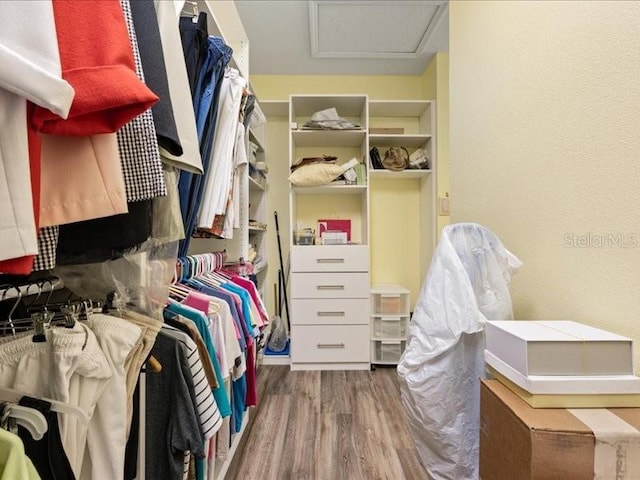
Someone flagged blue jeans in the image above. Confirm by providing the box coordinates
[178,37,232,256]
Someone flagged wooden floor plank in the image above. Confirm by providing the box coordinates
[228,366,426,480]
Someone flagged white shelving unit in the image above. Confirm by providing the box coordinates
[277,95,437,371]
[288,95,371,371]
[368,99,437,300]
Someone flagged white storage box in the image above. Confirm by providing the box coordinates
[371,284,410,315]
[485,350,640,395]
[486,320,634,377]
[373,340,406,364]
[372,316,408,339]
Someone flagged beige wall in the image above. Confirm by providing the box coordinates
[421,53,450,234]
[450,1,640,368]
[251,75,422,100]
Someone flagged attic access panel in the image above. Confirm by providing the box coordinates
[309,0,447,59]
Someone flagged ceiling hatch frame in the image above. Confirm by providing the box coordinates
[309,0,448,59]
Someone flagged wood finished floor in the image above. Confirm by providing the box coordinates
[227,366,426,480]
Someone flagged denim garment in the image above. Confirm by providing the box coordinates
[178,37,232,256]
[179,13,208,96]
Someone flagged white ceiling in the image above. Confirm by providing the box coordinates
[235,0,449,75]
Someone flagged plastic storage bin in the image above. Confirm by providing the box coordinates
[373,316,408,339]
[373,340,406,363]
[371,291,410,315]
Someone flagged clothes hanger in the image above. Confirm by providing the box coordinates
[1,403,48,441]
[0,387,90,426]
[0,284,22,336]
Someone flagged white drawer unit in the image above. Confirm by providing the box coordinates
[370,284,411,365]
[290,298,369,325]
[291,245,369,272]
[290,246,370,370]
[291,325,370,365]
[290,272,370,299]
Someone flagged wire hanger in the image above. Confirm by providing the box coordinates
[0,284,22,336]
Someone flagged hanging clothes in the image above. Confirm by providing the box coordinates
[129,0,182,157]
[178,35,233,256]
[17,396,76,480]
[153,0,203,174]
[196,69,246,230]
[0,0,73,265]
[145,332,205,480]
[0,106,43,274]
[0,428,39,480]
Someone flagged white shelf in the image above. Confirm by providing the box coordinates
[291,95,367,117]
[248,128,265,152]
[369,134,431,148]
[260,100,289,117]
[249,226,266,232]
[291,129,366,147]
[369,170,432,179]
[369,100,431,117]
[249,176,266,191]
[260,353,291,365]
[370,337,407,342]
[292,184,367,195]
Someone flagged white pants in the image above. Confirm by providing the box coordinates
[80,314,142,480]
[0,323,112,478]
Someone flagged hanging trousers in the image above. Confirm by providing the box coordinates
[178,37,232,256]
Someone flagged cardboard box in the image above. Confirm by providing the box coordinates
[480,379,640,480]
[485,320,634,376]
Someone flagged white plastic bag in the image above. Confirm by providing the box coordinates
[398,223,522,479]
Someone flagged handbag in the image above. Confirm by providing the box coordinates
[382,147,409,171]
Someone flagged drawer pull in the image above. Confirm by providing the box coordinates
[317,311,345,317]
[317,285,345,290]
[316,258,345,264]
[317,343,345,349]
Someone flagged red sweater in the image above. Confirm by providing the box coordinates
[32,0,158,135]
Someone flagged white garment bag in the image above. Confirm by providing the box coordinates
[398,223,522,480]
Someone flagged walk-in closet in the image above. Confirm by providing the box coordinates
[2,1,640,479]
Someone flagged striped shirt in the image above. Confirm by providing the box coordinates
[162,325,223,439]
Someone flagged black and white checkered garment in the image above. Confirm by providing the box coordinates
[118,0,166,202]
[33,226,59,272]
